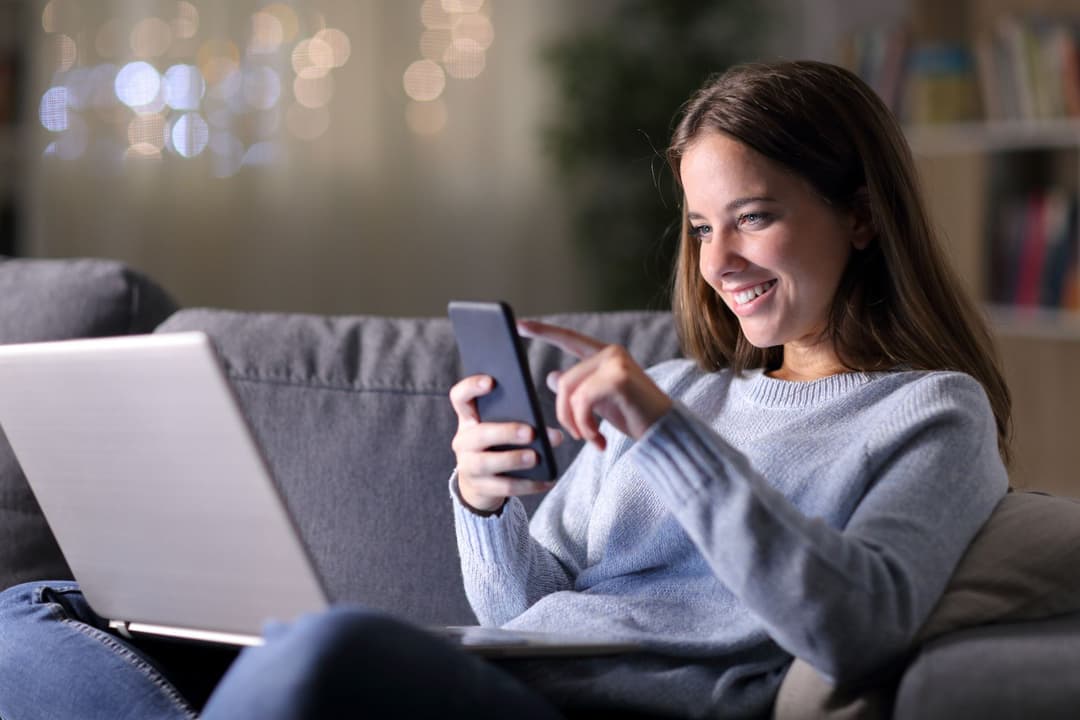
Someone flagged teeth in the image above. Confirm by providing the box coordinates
[733,280,775,305]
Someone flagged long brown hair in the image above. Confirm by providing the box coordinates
[666,60,1012,464]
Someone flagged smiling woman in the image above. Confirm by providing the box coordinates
[680,132,873,380]
[668,62,1011,458]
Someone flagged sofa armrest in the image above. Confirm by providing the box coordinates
[0,257,177,591]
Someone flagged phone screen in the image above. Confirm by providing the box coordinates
[448,301,558,481]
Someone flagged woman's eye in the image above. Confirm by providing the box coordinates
[737,212,771,228]
[689,224,712,241]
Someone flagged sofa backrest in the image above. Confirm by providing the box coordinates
[0,257,177,591]
[157,308,682,625]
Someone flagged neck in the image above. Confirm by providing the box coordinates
[769,342,846,382]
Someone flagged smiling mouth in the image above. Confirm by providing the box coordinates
[733,279,777,306]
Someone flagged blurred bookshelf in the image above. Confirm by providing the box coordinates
[844,0,1080,493]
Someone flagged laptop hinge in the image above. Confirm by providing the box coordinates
[108,620,133,639]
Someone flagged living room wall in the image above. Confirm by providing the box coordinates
[15,0,899,316]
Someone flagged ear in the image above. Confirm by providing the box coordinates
[849,187,874,250]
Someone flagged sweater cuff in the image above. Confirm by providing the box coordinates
[448,472,530,565]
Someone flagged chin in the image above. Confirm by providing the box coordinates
[737,326,781,350]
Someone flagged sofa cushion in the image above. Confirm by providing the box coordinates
[894,612,1080,719]
[0,257,177,591]
[915,490,1080,643]
[155,308,681,625]
[773,490,1080,720]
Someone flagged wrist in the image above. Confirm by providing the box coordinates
[455,476,506,516]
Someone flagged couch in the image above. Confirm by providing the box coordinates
[2,256,1080,719]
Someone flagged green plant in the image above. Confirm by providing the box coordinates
[542,0,765,310]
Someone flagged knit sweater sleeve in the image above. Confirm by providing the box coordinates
[450,440,607,626]
[629,371,1008,686]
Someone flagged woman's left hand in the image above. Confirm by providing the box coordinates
[517,320,673,451]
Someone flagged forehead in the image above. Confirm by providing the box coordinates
[679,132,796,209]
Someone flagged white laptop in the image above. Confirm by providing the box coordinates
[0,332,637,657]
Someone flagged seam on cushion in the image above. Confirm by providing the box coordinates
[228,374,451,396]
[60,618,198,719]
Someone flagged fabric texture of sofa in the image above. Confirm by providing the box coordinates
[2,255,1080,719]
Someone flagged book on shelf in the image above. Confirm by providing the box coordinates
[845,14,1080,126]
[990,188,1079,311]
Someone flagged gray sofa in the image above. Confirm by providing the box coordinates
[2,256,1080,719]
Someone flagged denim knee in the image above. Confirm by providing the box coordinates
[203,607,563,720]
[0,580,197,720]
[0,580,96,628]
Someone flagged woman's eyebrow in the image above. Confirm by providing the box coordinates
[687,196,777,220]
[725,195,777,211]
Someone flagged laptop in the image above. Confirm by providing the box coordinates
[0,332,637,658]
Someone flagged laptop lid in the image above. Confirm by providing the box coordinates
[0,332,329,644]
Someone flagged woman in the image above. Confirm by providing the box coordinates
[445,59,1010,718]
[0,60,1009,720]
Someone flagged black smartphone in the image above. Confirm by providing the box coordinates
[448,300,558,481]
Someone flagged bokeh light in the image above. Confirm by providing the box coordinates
[163,64,205,111]
[131,17,172,58]
[248,11,285,54]
[291,38,333,79]
[443,38,485,79]
[41,4,355,175]
[442,0,485,13]
[293,74,334,109]
[453,13,494,50]
[39,87,69,132]
[172,2,199,40]
[421,0,453,30]
[125,142,163,162]
[48,34,77,73]
[403,59,445,102]
[115,61,161,108]
[420,29,451,62]
[171,112,209,158]
[128,113,167,151]
[314,28,351,68]
[197,40,240,84]
[262,3,300,43]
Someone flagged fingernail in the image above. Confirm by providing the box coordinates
[517,426,531,441]
[521,450,535,465]
[477,377,491,389]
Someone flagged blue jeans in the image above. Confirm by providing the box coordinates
[0,581,564,720]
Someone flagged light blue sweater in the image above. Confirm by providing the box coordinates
[451,360,1008,718]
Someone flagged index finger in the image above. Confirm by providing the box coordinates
[449,374,493,422]
[516,319,607,360]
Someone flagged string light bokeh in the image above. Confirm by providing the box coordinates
[37,1,352,177]
[403,0,493,136]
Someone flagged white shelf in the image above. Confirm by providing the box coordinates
[907,119,1080,156]
[986,304,1080,341]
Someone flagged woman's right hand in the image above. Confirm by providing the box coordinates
[449,374,562,514]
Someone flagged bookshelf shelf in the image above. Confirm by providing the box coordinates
[987,303,1080,340]
[907,119,1080,155]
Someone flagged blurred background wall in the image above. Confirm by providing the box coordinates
[2,0,903,316]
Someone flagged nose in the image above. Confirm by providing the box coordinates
[698,227,747,283]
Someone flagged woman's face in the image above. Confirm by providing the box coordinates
[680,131,869,363]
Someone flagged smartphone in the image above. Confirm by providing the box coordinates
[448,300,558,481]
